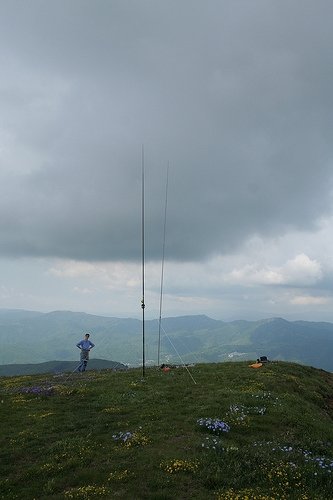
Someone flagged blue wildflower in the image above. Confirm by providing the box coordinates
[197,417,230,434]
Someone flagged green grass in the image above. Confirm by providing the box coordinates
[1,361,333,499]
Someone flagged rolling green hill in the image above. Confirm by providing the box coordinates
[1,310,333,372]
[1,361,333,499]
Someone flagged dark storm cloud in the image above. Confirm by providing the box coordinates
[1,0,333,261]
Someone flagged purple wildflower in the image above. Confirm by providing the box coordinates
[197,417,230,434]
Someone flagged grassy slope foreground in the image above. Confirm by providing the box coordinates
[1,362,333,499]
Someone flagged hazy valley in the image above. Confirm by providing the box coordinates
[1,309,333,375]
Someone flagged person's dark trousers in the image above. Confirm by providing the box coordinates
[79,349,89,372]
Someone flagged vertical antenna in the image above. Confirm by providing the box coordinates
[157,164,169,366]
[141,145,146,378]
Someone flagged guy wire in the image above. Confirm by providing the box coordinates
[158,164,169,366]
[160,323,197,385]
[141,145,146,378]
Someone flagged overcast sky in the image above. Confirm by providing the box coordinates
[1,0,333,321]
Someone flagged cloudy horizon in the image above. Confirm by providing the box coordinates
[1,1,333,322]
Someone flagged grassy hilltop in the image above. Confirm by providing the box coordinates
[1,361,333,499]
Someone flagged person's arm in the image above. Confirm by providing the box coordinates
[89,341,95,348]
[76,341,82,349]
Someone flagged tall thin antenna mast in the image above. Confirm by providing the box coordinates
[141,145,146,378]
[157,164,169,366]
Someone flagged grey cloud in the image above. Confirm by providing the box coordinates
[1,1,333,262]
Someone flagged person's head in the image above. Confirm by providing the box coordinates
[84,333,90,339]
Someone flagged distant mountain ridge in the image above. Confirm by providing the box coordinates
[0,359,127,377]
[1,309,333,373]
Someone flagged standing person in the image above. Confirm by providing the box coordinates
[76,333,95,372]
